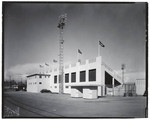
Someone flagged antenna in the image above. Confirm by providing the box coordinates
[57,14,67,94]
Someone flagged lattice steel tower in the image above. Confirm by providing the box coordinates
[57,14,67,94]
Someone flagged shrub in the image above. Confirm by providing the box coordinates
[40,89,52,93]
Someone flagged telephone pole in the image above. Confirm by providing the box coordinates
[57,14,67,94]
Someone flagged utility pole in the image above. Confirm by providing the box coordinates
[121,64,125,96]
[57,14,67,94]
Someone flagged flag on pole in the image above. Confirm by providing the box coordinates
[99,41,105,47]
[78,49,82,54]
[45,63,49,66]
[53,59,58,63]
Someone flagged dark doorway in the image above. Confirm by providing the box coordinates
[105,71,112,88]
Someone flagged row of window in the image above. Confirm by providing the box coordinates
[28,82,42,85]
[39,76,50,78]
[50,86,69,89]
[29,75,50,79]
[54,69,96,84]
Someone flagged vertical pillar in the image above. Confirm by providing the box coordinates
[76,62,80,83]
[86,60,89,83]
[112,77,115,96]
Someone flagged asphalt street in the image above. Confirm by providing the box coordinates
[3,91,147,118]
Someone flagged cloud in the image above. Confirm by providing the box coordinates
[5,62,56,81]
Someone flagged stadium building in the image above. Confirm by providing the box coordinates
[26,56,138,99]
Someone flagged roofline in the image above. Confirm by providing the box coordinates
[27,73,51,78]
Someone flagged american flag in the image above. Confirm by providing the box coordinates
[78,49,82,54]
[45,63,49,66]
[99,41,105,47]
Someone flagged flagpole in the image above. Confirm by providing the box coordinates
[98,41,100,56]
[77,50,79,62]
[99,44,101,56]
[97,40,99,57]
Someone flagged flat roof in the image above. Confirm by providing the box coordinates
[27,73,51,78]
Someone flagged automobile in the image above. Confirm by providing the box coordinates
[40,89,52,93]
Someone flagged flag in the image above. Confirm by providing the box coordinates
[39,65,44,68]
[99,41,105,47]
[53,59,58,63]
[78,49,82,54]
[45,63,49,66]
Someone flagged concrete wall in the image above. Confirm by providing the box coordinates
[37,77,51,93]
[63,56,102,94]
[136,79,145,95]
[27,75,51,93]
[49,69,59,93]
[27,76,38,93]
[83,86,98,99]
[45,56,103,96]
[27,56,123,98]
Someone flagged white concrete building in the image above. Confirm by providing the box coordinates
[27,56,124,98]
[27,74,50,93]
[136,79,146,95]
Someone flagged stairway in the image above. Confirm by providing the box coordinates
[101,61,125,96]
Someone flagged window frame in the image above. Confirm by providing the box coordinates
[89,69,96,82]
[71,72,76,83]
[80,70,86,82]
[54,75,57,84]
[65,73,69,83]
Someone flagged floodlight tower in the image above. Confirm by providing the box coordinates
[121,64,125,84]
[57,14,67,94]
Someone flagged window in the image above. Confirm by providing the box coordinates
[55,86,57,88]
[71,72,76,82]
[65,73,69,83]
[89,69,96,81]
[39,82,42,84]
[39,75,42,78]
[54,75,57,84]
[80,71,86,82]
[65,86,69,88]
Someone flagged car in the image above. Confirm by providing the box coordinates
[40,89,52,93]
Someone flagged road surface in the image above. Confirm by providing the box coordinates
[3,91,147,118]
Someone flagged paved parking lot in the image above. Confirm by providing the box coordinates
[3,91,147,118]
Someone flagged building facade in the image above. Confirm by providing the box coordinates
[27,74,51,93]
[27,56,123,98]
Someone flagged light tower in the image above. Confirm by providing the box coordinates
[121,64,125,84]
[57,14,67,94]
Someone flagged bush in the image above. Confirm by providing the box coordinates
[40,89,52,93]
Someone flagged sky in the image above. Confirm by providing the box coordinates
[3,2,146,81]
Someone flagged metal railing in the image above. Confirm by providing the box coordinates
[102,61,122,83]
